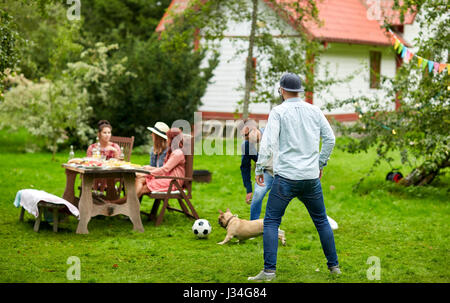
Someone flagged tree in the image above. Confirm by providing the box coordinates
[240,0,324,117]
[0,73,91,160]
[80,0,172,46]
[242,0,259,119]
[2,0,84,81]
[0,42,130,159]
[0,9,19,99]
[181,0,340,117]
[326,0,449,187]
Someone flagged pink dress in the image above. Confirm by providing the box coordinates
[146,149,185,192]
[86,142,121,160]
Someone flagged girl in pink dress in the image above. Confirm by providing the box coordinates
[86,120,121,160]
[108,128,185,204]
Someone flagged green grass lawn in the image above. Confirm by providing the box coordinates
[0,129,449,283]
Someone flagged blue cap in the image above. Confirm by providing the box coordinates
[280,73,304,92]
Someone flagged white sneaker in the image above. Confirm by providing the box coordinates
[248,270,276,281]
[329,266,342,275]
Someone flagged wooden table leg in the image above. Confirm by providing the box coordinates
[63,169,78,206]
[34,206,42,232]
[76,174,94,234]
[123,174,145,233]
[106,178,118,200]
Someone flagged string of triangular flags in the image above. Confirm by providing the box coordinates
[387,29,449,75]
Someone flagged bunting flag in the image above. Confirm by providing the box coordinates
[428,60,434,73]
[401,46,407,58]
[387,29,448,75]
[422,59,428,70]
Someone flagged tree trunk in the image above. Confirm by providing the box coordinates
[399,156,450,186]
[52,141,57,161]
[243,0,258,120]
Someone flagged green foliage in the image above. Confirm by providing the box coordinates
[87,1,221,145]
[327,1,449,187]
[0,42,132,158]
[0,9,20,97]
[0,73,91,159]
[2,0,84,81]
[80,0,171,46]
[2,0,220,146]
[67,42,136,110]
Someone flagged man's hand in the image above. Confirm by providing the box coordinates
[245,192,253,204]
[256,174,265,187]
[319,169,323,180]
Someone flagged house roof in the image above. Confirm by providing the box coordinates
[156,0,416,46]
[155,0,190,32]
[377,0,416,25]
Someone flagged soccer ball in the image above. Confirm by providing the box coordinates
[192,219,211,238]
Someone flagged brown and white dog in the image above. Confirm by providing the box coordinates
[217,209,286,245]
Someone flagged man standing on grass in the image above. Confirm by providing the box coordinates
[248,73,340,281]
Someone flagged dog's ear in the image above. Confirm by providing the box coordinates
[226,208,230,212]
[219,209,223,214]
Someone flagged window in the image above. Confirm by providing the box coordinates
[370,51,381,89]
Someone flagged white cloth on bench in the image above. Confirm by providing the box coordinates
[151,190,188,194]
[14,189,80,219]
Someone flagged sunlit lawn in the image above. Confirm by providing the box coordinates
[0,129,449,282]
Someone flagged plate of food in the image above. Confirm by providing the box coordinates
[68,158,85,165]
[82,160,104,169]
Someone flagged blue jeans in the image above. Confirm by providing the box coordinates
[263,175,339,271]
[250,171,273,220]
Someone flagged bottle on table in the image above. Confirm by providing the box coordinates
[93,137,101,159]
[69,145,75,161]
[119,146,125,161]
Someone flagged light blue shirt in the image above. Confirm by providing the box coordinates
[255,97,335,180]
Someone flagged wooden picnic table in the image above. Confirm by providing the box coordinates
[62,164,149,234]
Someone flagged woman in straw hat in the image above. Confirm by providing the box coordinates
[147,122,169,168]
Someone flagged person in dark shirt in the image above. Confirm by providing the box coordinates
[240,120,273,220]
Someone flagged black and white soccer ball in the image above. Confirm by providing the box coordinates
[192,219,211,238]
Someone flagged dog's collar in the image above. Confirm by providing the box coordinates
[224,215,238,228]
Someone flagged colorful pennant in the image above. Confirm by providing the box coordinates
[387,29,448,75]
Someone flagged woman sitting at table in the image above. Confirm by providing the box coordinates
[147,121,169,168]
[86,120,121,160]
[108,128,185,204]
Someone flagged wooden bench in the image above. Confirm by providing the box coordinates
[19,202,69,233]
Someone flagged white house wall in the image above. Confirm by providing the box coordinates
[198,0,399,117]
[198,0,296,115]
[315,43,397,114]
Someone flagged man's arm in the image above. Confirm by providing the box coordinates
[256,110,280,177]
[318,111,336,170]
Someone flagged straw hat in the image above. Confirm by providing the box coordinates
[147,122,170,140]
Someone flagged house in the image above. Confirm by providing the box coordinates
[156,0,418,124]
